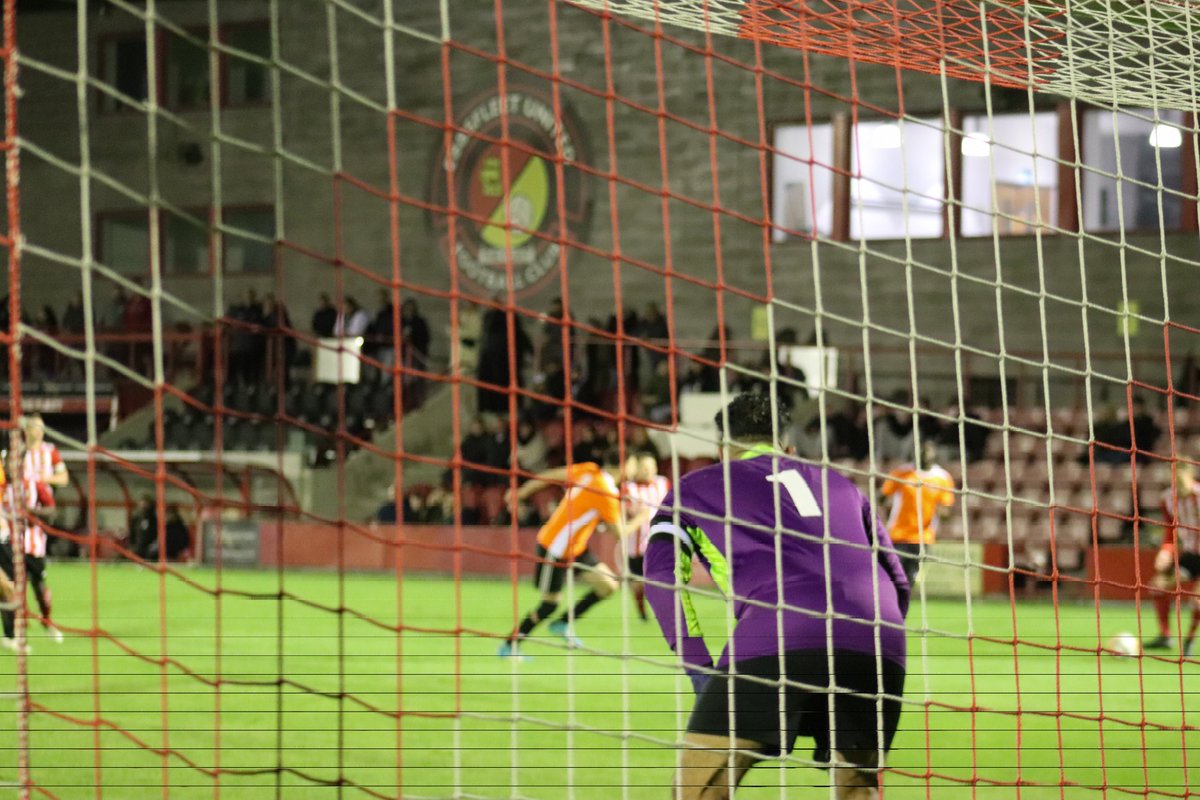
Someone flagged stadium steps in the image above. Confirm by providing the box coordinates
[310,380,474,523]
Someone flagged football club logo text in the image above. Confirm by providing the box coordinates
[430,89,592,295]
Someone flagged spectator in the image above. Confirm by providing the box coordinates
[400,298,431,374]
[461,418,498,486]
[626,425,660,462]
[424,486,454,525]
[124,281,153,374]
[515,417,549,473]
[485,415,512,473]
[573,423,604,464]
[534,297,573,416]
[34,304,57,332]
[476,302,532,415]
[227,288,265,385]
[264,293,295,380]
[376,485,399,523]
[639,359,674,423]
[641,302,668,376]
[104,285,128,332]
[402,491,428,523]
[312,292,337,337]
[30,305,58,378]
[336,296,370,337]
[915,395,943,445]
[686,324,729,393]
[128,493,157,559]
[872,392,915,462]
[61,290,85,336]
[607,307,642,394]
[452,299,482,376]
[1092,405,1128,464]
[1129,395,1161,461]
[145,505,191,561]
[936,403,992,463]
[826,398,869,460]
[369,288,395,365]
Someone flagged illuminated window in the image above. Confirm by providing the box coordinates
[1082,108,1184,232]
[851,117,944,240]
[961,112,1059,236]
[772,123,836,241]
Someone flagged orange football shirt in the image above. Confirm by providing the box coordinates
[881,464,955,545]
[536,462,621,560]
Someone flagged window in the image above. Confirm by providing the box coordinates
[772,123,836,241]
[226,24,271,106]
[165,30,211,110]
[223,208,275,274]
[98,206,274,275]
[1081,108,1184,232]
[165,212,210,274]
[98,214,150,274]
[99,36,148,112]
[961,112,1059,236]
[850,117,945,240]
[98,22,270,112]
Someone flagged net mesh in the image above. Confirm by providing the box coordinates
[2,0,1199,798]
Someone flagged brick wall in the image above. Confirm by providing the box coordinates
[12,1,1197,403]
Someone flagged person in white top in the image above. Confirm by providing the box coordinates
[0,427,60,652]
[16,415,65,643]
[621,451,671,621]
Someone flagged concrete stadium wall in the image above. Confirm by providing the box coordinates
[12,1,1198,404]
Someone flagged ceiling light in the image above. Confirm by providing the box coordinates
[1149,123,1182,148]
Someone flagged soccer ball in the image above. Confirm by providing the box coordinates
[1106,633,1140,657]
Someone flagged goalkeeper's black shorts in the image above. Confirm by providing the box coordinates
[687,649,905,762]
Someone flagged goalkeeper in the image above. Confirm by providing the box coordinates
[644,393,909,800]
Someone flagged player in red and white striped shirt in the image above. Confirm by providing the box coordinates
[621,452,670,621]
[1145,462,1200,656]
[0,430,58,653]
[16,415,66,643]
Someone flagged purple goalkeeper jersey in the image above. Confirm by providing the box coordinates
[644,451,909,673]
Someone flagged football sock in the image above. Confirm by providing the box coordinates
[1,610,13,640]
[509,600,558,643]
[632,583,647,620]
[1188,607,1200,641]
[32,580,51,625]
[1155,593,1172,637]
[557,591,603,625]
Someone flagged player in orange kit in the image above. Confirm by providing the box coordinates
[881,440,955,587]
[499,448,649,658]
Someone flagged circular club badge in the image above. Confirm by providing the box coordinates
[430,88,592,296]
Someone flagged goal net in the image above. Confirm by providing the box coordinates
[3,0,1198,797]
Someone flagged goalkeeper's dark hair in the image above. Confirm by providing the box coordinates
[715,392,790,444]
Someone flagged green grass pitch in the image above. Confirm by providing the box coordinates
[0,561,1196,798]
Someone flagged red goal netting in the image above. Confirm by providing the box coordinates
[2,0,1198,798]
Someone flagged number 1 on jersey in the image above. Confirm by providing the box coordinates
[767,469,822,517]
